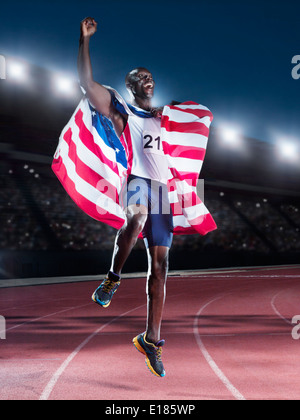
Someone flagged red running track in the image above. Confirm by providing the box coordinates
[0,265,300,400]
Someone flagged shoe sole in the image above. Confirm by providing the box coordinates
[91,292,111,308]
[132,336,165,378]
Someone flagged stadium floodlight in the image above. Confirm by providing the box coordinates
[7,60,28,83]
[53,74,77,97]
[219,125,243,148]
[276,138,299,163]
[222,128,239,143]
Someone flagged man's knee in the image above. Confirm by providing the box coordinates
[149,252,169,281]
[155,258,168,277]
[126,212,147,236]
[147,264,167,298]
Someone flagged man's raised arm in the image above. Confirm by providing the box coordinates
[77,17,114,119]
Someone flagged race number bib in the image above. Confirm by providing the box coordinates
[143,131,164,156]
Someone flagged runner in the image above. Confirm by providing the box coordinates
[75,16,215,377]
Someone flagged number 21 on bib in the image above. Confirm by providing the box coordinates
[143,131,164,156]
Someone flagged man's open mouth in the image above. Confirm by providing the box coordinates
[144,83,154,89]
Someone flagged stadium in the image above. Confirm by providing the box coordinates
[0,51,300,401]
[1,59,300,279]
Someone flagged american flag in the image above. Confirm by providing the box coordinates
[52,89,217,237]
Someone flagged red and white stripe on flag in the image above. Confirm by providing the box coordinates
[161,102,217,235]
[52,98,126,230]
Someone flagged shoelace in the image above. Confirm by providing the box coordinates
[101,278,118,294]
[155,346,163,362]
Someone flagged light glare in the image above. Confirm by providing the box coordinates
[219,125,243,147]
[54,75,76,96]
[277,140,298,162]
[222,128,239,143]
[8,61,28,82]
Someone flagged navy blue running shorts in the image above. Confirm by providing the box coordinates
[122,174,174,249]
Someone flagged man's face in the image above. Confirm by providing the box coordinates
[129,68,155,99]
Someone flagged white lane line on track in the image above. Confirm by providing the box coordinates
[271,290,292,325]
[170,265,300,278]
[220,275,299,278]
[0,358,61,362]
[97,331,291,337]
[193,294,246,401]
[0,303,93,336]
[0,297,88,313]
[39,303,146,401]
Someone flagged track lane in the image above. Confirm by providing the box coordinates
[1,265,300,400]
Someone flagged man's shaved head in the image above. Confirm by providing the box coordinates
[125,67,149,89]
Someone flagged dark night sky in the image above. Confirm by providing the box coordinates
[1,0,300,144]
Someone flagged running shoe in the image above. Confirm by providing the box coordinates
[91,277,121,308]
[132,332,166,377]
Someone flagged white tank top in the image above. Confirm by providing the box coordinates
[121,113,169,183]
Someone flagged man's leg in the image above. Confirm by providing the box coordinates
[92,204,147,308]
[145,245,169,344]
[132,245,169,377]
[110,204,148,276]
